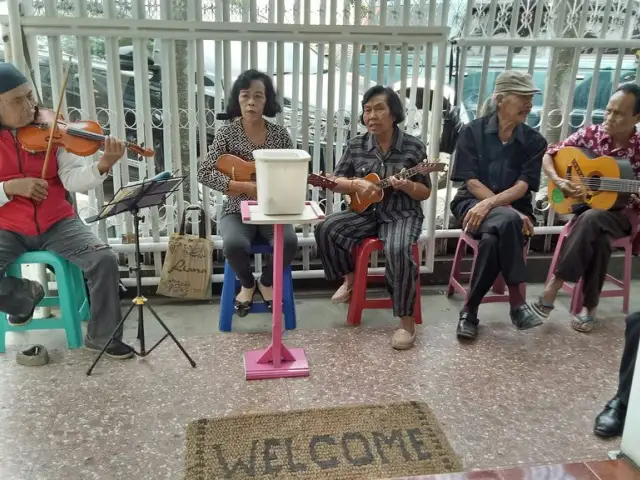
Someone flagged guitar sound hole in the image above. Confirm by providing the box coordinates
[588,175,601,192]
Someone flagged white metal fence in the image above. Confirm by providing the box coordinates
[1,0,639,287]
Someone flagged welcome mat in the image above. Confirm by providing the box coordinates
[184,401,463,479]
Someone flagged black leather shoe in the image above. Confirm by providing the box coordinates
[510,304,543,330]
[594,397,626,438]
[456,311,479,340]
[7,281,45,327]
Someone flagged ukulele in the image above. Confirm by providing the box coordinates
[345,161,447,213]
[215,153,338,190]
[548,146,638,215]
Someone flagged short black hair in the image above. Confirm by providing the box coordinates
[615,82,640,115]
[359,85,406,126]
[226,69,282,119]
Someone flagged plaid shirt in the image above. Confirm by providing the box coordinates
[333,127,431,222]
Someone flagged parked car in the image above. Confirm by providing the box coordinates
[460,53,638,132]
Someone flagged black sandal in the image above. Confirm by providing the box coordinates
[256,282,273,311]
[234,285,256,317]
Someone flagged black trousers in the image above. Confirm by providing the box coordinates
[314,209,422,318]
[219,213,299,289]
[618,312,640,406]
[466,207,527,311]
[554,209,630,309]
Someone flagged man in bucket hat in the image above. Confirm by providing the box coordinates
[0,61,134,359]
[450,70,547,340]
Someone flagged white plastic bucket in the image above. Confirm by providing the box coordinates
[254,149,311,215]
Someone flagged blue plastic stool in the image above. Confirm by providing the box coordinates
[0,251,89,353]
[219,243,297,332]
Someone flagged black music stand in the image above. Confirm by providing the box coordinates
[85,175,197,375]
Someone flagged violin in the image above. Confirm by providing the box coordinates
[16,108,154,159]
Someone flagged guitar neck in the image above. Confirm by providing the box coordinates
[377,164,426,189]
[588,177,640,194]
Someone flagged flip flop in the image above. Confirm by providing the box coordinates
[571,314,595,333]
[16,345,50,367]
[530,296,555,319]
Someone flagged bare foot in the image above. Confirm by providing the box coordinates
[236,285,256,304]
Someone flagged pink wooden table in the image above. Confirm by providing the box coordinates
[240,200,325,380]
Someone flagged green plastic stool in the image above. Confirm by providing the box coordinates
[0,251,89,354]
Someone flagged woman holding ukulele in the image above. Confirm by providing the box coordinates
[197,69,298,317]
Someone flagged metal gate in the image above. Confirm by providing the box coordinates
[2,0,452,285]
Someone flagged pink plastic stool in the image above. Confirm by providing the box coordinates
[547,221,634,315]
[446,232,527,303]
[346,238,423,326]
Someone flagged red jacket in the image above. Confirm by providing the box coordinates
[0,130,75,236]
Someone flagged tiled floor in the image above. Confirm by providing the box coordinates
[389,459,640,479]
[1,282,639,479]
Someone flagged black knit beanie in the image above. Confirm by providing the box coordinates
[0,62,28,94]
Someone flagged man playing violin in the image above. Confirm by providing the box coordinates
[0,62,134,359]
[531,83,640,332]
[314,85,431,350]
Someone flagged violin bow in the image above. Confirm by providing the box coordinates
[41,61,71,178]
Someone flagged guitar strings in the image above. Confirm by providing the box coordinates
[566,177,640,193]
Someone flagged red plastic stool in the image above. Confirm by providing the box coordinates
[346,238,423,326]
[547,221,635,315]
[446,232,527,303]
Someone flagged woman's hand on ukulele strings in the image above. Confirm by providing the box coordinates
[97,137,127,174]
[388,169,412,192]
[351,178,380,197]
[631,193,640,209]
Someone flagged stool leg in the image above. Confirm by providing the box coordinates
[492,274,506,295]
[412,246,422,325]
[71,264,90,322]
[219,261,236,332]
[622,245,631,314]
[346,247,368,326]
[463,244,480,305]
[446,238,466,297]
[54,260,84,349]
[283,266,297,330]
[547,229,568,284]
[0,313,6,353]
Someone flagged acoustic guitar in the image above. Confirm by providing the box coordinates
[548,146,637,215]
[215,153,338,190]
[345,161,448,213]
